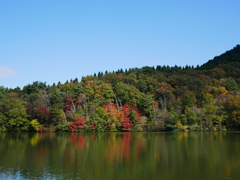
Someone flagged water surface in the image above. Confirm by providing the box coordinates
[0,132,240,180]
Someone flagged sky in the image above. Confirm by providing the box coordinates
[0,0,240,88]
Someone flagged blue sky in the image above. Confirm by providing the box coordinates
[0,0,239,88]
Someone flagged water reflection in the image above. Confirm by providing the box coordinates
[1,132,240,180]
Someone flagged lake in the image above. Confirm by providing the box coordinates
[0,132,240,180]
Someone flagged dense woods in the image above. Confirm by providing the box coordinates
[1,45,240,132]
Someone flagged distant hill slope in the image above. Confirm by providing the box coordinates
[200,44,240,70]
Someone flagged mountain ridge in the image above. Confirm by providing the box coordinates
[200,44,240,70]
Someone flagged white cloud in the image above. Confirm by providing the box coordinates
[0,66,19,79]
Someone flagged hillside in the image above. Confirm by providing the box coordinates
[1,45,240,132]
[200,44,240,69]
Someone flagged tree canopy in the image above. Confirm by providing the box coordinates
[1,44,240,132]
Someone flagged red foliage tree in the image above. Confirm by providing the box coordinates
[68,118,86,132]
[103,102,142,131]
[64,96,75,112]
[64,96,77,121]
[122,104,131,117]
[132,105,142,120]
[35,106,51,124]
[121,117,132,131]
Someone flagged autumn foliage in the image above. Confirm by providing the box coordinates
[103,102,141,131]
[121,117,132,131]
[68,118,86,132]
[1,45,240,132]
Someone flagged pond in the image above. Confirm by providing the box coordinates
[0,132,240,180]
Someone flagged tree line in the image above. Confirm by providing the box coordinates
[1,45,240,132]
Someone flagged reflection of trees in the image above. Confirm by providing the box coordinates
[122,133,132,161]
[104,133,135,165]
[104,133,122,166]
[68,133,85,147]
[1,132,240,179]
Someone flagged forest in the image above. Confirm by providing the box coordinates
[1,45,240,132]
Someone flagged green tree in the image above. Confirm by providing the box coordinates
[224,77,238,91]
[138,94,154,115]
[0,98,30,131]
[50,90,65,108]
[22,81,47,95]
[182,91,197,107]
[115,82,142,106]
[183,106,199,126]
